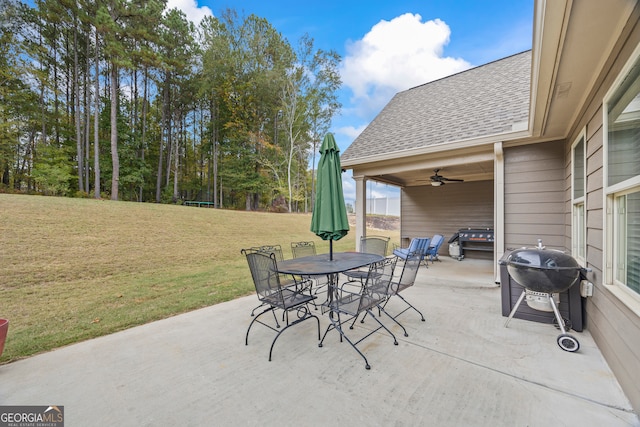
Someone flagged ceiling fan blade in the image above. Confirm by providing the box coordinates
[442,177,464,182]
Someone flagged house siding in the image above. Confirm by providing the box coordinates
[504,142,566,250]
[401,181,493,257]
[564,19,640,413]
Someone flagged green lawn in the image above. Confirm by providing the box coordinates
[0,194,398,363]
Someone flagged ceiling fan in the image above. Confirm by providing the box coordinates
[429,169,464,186]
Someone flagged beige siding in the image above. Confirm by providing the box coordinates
[564,19,640,413]
[583,109,640,415]
[401,181,493,257]
[504,142,566,250]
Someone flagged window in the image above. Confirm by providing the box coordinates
[614,192,640,294]
[572,134,586,263]
[606,50,640,299]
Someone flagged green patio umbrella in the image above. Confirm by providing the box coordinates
[310,133,350,260]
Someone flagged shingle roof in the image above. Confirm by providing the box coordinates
[341,50,532,163]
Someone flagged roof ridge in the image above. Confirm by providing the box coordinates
[401,49,532,93]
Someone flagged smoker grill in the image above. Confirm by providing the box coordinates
[501,240,587,352]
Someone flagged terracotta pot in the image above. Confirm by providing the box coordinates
[0,319,8,358]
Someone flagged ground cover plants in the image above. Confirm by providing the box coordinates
[0,194,398,363]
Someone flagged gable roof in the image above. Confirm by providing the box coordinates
[341,50,532,165]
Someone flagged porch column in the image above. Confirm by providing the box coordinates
[353,174,366,251]
[494,142,504,283]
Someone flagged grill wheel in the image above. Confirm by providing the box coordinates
[557,333,580,352]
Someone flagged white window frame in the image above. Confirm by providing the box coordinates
[571,131,586,266]
[603,42,640,314]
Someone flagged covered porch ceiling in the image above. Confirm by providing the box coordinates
[350,145,495,188]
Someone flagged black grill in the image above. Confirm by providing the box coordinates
[458,227,494,243]
[457,227,494,259]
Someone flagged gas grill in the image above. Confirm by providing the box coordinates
[456,227,494,260]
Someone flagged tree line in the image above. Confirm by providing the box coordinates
[0,0,341,211]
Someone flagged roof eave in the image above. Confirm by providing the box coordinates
[528,0,571,139]
[341,128,531,169]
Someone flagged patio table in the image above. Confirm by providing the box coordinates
[275,252,383,278]
[275,252,384,311]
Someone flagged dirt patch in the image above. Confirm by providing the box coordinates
[348,214,400,231]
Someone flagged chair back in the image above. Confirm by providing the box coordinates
[394,251,422,294]
[291,241,316,258]
[427,234,445,255]
[416,238,431,257]
[242,249,283,305]
[360,236,390,257]
[253,244,285,262]
[359,257,397,311]
[392,237,429,260]
[405,238,421,253]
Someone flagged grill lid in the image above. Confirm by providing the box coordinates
[507,248,579,271]
[501,240,583,293]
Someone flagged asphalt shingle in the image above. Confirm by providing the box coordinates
[342,50,532,162]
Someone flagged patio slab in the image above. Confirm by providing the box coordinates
[0,256,638,426]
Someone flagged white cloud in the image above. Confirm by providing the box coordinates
[336,124,367,140]
[165,0,213,25]
[340,13,471,115]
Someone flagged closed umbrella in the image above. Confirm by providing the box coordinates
[310,133,350,260]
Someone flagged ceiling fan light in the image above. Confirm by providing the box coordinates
[431,181,442,187]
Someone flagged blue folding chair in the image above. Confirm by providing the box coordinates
[425,234,445,263]
[393,237,430,261]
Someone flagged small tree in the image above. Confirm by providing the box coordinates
[32,144,73,196]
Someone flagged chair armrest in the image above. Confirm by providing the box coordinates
[338,279,364,294]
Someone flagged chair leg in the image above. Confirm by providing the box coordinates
[251,302,281,328]
[247,304,320,361]
[251,302,265,316]
[394,293,426,322]
[366,309,399,345]
[268,306,320,361]
[319,312,342,345]
[246,306,277,346]
[378,305,409,337]
[349,312,364,329]
[320,312,372,370]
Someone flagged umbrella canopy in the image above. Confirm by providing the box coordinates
[310,133,350,259]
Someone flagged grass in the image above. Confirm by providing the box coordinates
[0,194,398,363]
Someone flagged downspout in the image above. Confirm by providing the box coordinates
[353,175,366,251]
[494,142,505,284]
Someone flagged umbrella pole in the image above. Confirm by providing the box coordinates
[330,239,333,261]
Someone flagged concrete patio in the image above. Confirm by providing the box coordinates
[1,256,638,426]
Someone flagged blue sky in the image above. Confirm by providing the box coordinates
[166,0,534,204]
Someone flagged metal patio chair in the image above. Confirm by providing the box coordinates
[242,248,320,361]
[249,244,304,318]
[290,241,317,258]
[319,257,398,369]
[291,241,329,299]
[343,235,391,282]
[357,250,425,337]
[360,235,390,256]
[382,250,426,324]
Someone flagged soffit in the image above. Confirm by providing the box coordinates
[532,0,638,140]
